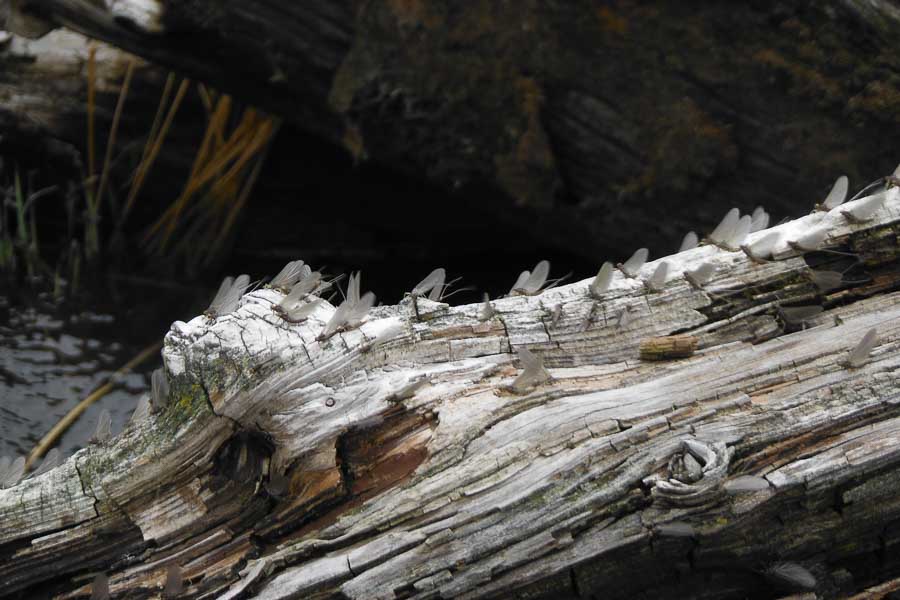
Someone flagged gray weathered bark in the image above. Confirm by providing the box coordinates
[4,0,900,259]
[2,187,900,598]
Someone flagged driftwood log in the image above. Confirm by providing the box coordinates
[3,185,900,598]
[4,1,900,258]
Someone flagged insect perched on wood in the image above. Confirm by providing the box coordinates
[548,304,563,328]
[840,191,887,223]
[808,269,844,293]
[616,305,633,329]
[509,260,553,296]
[361,318,405,352]
[722,215,752,251]
[679,231,699,252]
[847,162,900,202]
[510,347,552,393]
[130,394,151,424]
[845,327,877,368]
[788,227,828,252]
[589,262,614,299]
[763,562,816,591]
[408,267,445,319]
[645,261,670,292]
[740,231,781,263]
[206,274,251,318]
[90,573,110,600]
[618,248,648,278]
[269,260,310,291]
[151,368,169,413]
[32,448,60,477]
[814,175,848,212]
[749,206,770,232]
[777,305,823,328]
[706,207,740,248]
[684,262,716,288]
[0,456,24,488]
[478,293,496,321]
[317,272,376,341]
[89,409,113,445]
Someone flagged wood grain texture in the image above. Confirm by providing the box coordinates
[2,187,900,598]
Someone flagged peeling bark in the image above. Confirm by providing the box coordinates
[2,188,900,598]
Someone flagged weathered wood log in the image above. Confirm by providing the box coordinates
[3,184,900,598]
[7,0,900,257]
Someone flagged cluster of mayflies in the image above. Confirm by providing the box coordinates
[317,272,376,341]
[206,274,251,318]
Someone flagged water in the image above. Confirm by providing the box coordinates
[0,286,188,463]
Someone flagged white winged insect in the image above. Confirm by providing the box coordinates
[130,394,152,424]
[409,267,445,319]
[1,456,24,488]
[510,347,551,393]
[269,260,309,291]
[763,562,816,591]
[589,262,614,299]
[206,274,250,318]
[722,215,752,251]
[707,207,740,247]
[645,261,669,292]
[848,162,900,202]
[478,293,496,322]
[749,206,770,232]
[618,248,648,278]
[839,191,886,223]
[684,262,716,288]
[778,305,823,328]
[32,448,61,477]
[89,409,113,444]
[318,273,376,341]
[151,368,169,413]
[510,260,554,296]
[815,175,848,211]
[275,272,325,322]
[679,231,699,252]
[846,327,877,368]
[741,231,781,263]
[788,227,828,252]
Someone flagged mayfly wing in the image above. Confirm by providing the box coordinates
[90,409,113,444]
[347,291,376,325]
[620,248,648,277]
[33,448,61,476]
[590,262,614,298]
[847,327,877,368]
[840,192,886,223]
[749,206,770,232]
[479,293,495,321]
[411,268,446,297]
[685,262,715,287]
[270,260,305,289]
[286,298,323,322]
[151,368,169,412]
[1,456,24,488]
[809,270,843,292]
[320,300,351,339]
[0,457,9,482]
[725,215,752,250]
[679,231,699,252]
[708,208,740,245]
[346,272,361,305]
[522,260,550,294]
[219,274,250,315]
[742,231,781,261]
[207,276,234,313]
[509,270,530,295]
[822,175,849,210]
[789,227,828,251]
[764,562,816,590]
[646,261,669,291]
[779,305,823,324]
[90,573,110,600]
[130,394,151,423]
[164,564,184,597]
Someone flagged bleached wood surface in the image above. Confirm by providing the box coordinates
[3,188,900,598]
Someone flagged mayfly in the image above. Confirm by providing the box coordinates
[679,231,699,252]
[0,456,24,488]
[763,562,816,591]
[509,260,552,296]
[478,293,496,322]
[645,261,669,292]
[32,448,61,477]
[549,304,563,328]
[89,409,113,444]
[275,270,324,322]
[706,207,740,247]
[814,175,848,211]
[408,267,445,319]
[618,248,648,278]
[318,272,376,341]
[269,260,310,291]
[740,231,781,263]
[164,564,184,598]
[846,327,877,368]
[616,305,633,329]
[684,262,716,288]
[90,573,110,600]
[130,394,152,424]
[206,274,250,318]
[151,368,169,413]
[749,206,770,232]
[840,192,886,223]
[589,262,614,299]
[510,347,552,392]
[778,305,823,328]
[787,227,828,252]
[722,215,752,251]
[361,319,405,352]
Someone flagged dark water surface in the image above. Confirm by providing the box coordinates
[0,283,195,462]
